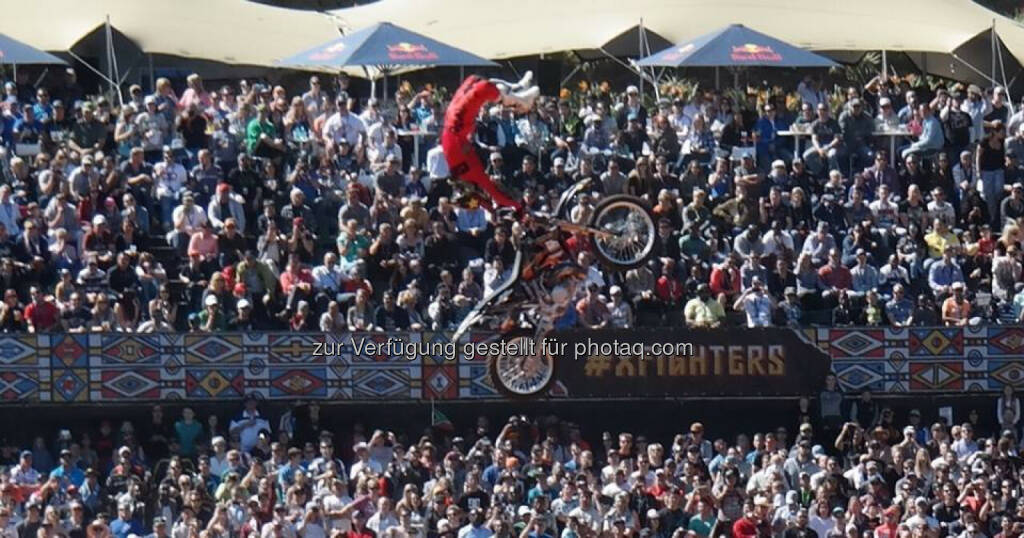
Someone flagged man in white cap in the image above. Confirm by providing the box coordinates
[84,214,115,266]
[197,294,226,332]
[136,94,168,157]
[941,281,971,327]
[68,154,98,200]
[229,298,257,331]
[617,85,647,130]
[603,285,632,329]
[876,96,899,130]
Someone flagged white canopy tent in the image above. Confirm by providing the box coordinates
[332,0,1024,86]
[3,0,341,67]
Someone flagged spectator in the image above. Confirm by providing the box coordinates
[733,277,774,328]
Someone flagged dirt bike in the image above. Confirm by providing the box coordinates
[451,179,656,398]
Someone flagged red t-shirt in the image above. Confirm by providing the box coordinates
[347,528,376,538]
[656,276,683,302]
[874,523,898,538]
[732,517,758,538]
[25,300,58,331]
[279,268,313,294]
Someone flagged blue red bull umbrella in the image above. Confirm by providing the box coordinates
[636,24,836,68]
[279,22,497,68]
[0,33,65,65]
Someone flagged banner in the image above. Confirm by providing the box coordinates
[5,327,1023,403]
[551,328,832,397]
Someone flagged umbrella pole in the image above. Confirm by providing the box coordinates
[992,20,997,90]
[715,66,720,90]
[638,18,644,97]
[882,50,888,78]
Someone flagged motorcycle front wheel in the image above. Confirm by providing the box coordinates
[587,194,656,271]
[487,331,558,399]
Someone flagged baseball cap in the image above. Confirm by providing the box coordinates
[237,299,252,310]
[204,295,219,306]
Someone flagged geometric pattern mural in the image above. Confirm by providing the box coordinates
[7,326,1024,403]
[0,332,496,403]
[815,326,1024,393]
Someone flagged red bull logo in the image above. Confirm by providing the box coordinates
[309,42,346,62]
[730,43,782,62]
[386,42,439,61]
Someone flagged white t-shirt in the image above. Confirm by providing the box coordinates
[229,410,270,453]
[323,113,366,147]
[323,493,354,532]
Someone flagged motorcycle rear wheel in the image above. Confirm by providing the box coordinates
[487,331,557,399]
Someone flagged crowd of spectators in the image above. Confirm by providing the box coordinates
[1,67,1024,332]
[4,386,1024,538]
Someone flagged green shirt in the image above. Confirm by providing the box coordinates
[688,514,716,538]
[198,308,228,331]
[174,420,203,457]
[245,118,276,153]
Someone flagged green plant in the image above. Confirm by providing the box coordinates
[829,51,882,87]
[657,76,700,103]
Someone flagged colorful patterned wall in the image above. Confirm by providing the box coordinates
[3,327,1024,403]
[815,326,1024,393]
[0,333,498,403]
